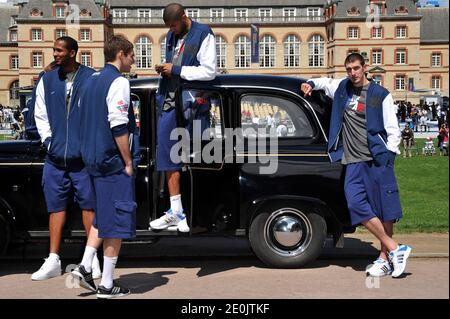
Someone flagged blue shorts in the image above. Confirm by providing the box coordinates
[93,170,136,239]
[344,161,403,226]
[42,161,95,213]
[156,108,183,172]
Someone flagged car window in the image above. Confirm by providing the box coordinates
[240,94,313,138]
[0,106,25,141]
[131,93,141,131]
[182,90,223,139]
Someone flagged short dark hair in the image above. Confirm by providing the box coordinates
[104,35,133,62]
[345,52,365,67]
[163,3,185,22]
[56,36,78,55]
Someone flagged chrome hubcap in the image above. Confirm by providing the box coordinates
[264,208,313,257]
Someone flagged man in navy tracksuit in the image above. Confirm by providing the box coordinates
[301,53,412,278]
[33,37,101,281]
[149,3,216,233]
[71,35,138,299]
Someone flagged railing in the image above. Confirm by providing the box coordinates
[111,15,325,25]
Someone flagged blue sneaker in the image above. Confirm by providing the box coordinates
[389,244,412,278]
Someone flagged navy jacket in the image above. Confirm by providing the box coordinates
[156,20,214,113]
[313,79,394,166]
[80,64,139,177]
[41,65,95,167]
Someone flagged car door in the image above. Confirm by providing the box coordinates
[234,88,349,227]
[176,85,239,234]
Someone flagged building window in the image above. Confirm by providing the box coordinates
[371,3,384,15]
[55,6,65,18]
[260,35,275,68]
[80,52,92,67]
[55,29,67,39]
[431,53,442,67]
[235,9,248,22]
[307,8,321,21]
[396,26,407,38]
[138,9,151,23]
[135,36,152,69]
[10,55,19,70]
[372,26,383,39]
[395,75,406,90]
[283,8,296,21]
[308,34,324,67]
[235,35,250,68]
[395,49,407,64]
[210,8,224,22]
[31,29,43,41]
[372,74,383,85]
[10,80,19,101]
[347,27,359,39]
[372,49,383,65]
[259,8,272,22]
[112,9,127,23]
[10,30,17,42]
[160,38,166,63]
[284,34,300,67]
[186,8,200,21]
[32,52,43,68]
[431,76,441,90]
[80,29,91,41]
[216,35,227,69]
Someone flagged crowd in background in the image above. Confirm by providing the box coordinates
[0,103,24,140]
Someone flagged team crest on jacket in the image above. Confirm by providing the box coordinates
[116,100,129,113]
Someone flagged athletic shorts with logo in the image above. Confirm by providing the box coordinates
[42,160,95,212]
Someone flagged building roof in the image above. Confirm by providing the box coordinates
[17,0,104,20]
[333,0,420,18]
[108,0,325,8]
[0,4,19,43]
[419,7,449,43]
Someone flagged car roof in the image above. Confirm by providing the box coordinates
[130,74,308,92]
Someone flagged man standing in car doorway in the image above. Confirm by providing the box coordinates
[149,3,217,232]
[32,37,101,281]
[300,53,412,278]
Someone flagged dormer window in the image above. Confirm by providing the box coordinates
[395,6,409,14]
[347,7,360,16]
[55,6,65,18]
[80,9,90,17]
[30,8,42,17]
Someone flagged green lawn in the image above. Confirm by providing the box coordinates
[393,138,449,233]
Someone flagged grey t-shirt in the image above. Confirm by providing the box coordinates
[64,67,80,114]
[162,32,189,111]
[341,84,373,165]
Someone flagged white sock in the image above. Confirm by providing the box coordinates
[80,246,97,272]
[100,256,118,289]
[170,194,183,214]
[48,253,60,262]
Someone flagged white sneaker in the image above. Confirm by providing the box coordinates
[31,257,61,281]
[389,244,412,278]
[149,209,190,233]
[366,258,392,277]
[92,254,102,280]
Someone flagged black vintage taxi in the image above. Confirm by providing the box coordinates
[0,75,354,268]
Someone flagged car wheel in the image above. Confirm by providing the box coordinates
[0,214,11,255]
[249,204,326,268]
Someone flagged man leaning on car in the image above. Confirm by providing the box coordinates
[300,53,412,278]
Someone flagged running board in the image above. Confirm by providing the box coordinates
[25,229,189,238]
